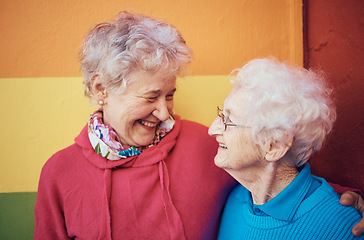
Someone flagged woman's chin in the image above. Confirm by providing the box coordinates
[132,134,155,147]
[213,155,228,169]
[131,124,157,146]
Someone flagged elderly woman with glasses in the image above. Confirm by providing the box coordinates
[209,58,364,239]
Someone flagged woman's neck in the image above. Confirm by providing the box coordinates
[226,160,299,205]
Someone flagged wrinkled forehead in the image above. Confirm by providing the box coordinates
[127,68,177,82]
[224,87,249,118]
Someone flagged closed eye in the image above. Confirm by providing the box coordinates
[166,94,174,101]
[147,97,158,102]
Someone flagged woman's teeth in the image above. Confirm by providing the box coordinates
[219,143,227,149]
[138,120,158,128]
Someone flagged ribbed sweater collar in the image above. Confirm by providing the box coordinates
[255,164,313,221]
[237,172,330,229]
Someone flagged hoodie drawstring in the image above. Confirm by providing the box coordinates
[103,168,112,240]
[102,162,185,240]
[159,160,186,240]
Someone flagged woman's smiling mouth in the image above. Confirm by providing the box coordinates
[219,143,227,149]
[138,119,158,128]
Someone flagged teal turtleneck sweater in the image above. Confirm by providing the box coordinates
[218,164,363,240]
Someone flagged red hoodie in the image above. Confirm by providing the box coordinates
[34,116,237,239]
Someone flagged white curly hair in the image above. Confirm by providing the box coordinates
[230,58,336,166]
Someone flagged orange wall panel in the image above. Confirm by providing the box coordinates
[1,0,302,77]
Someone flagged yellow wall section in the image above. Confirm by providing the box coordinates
[0,76,232,192]
[1,0,302,77]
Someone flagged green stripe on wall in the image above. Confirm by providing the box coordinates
[0,192,37,240]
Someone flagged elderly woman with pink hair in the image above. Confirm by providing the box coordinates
[209,58,364,239]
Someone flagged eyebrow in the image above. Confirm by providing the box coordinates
[142,88,177,96]
[223,107,236,122]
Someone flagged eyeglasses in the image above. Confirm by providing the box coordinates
[217,106,252,131]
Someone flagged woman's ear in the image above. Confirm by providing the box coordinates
[91,73,107,104]
[265,136,293,162]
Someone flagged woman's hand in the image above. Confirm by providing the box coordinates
[340,191,364,236]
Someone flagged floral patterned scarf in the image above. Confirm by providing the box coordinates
[88,108,175,160]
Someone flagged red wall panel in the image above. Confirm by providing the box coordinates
[304,0,364,194]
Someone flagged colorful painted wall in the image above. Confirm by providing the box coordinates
[0,0,303,238]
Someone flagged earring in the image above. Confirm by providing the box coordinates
[98,100,104,105]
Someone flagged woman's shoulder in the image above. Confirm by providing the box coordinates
[321,182,362,219]
[179,119,211,138]
[297,178,362,237]
[307,194,362,239]
[177,119,217,149]
[302,177,359,214]
[180,118,208,129]
[41,144,83,175]
[36,143,85,194]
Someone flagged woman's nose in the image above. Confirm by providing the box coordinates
[153,99,171,122]
[208,117,223,136]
